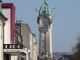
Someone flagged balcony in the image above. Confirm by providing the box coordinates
[15,26,21,34]
[3,44,28,56]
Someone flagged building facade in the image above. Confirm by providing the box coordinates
[32,34,37,60]
[21,23,32,60]
[2,3,28,60]
[21,23,38,60]
[2,3,23,60]
[30,33,38,60]
[0,12,7,60]
[0,1,38,60]
[21,23,30,49]
[37,1,53,60]
[2,3,15,44]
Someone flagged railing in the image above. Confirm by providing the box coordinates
[15,26,21,34]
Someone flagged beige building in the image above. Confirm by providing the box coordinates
[29,32,38,60]
[15,23,22,44]
[21,23,30,49]
[32,34,37,60]
[29,32,33,60]
[15,22,29,60]
[21,23,32,60]
[0,12,6,60]
[21,23,38,60]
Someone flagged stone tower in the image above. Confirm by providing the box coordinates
[37,0,53,60]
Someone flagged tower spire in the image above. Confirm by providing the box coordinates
[44,0,46,2]
[0,0,2,13]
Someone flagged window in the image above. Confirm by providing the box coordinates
[44,7,46,9]
[43,11,46,15]
[43,40,45,43]
[44,32,46,35]
[44,37,46,40]
[4,54,11,60]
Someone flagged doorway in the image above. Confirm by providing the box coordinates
[4,54,11,60]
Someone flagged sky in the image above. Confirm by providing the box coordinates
[3,0,80,53]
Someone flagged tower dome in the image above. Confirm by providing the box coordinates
[39,0,52,16]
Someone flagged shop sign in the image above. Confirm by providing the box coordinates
[3,44,23,49]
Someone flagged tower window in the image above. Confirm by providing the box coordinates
[43,11,46,15]
[43,40,46,43]
[42,26,44,29]
[44,7,46,9]
[44,32,46,35]
[44,37,46,40]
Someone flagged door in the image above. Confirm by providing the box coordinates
[4,54,11,60]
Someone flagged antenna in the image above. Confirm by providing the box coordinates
[16,20,23,23]
[44,0,46,2]
[16,20,18,23]
[19,20,22,23]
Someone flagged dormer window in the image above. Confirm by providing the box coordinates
[44,7,46,9]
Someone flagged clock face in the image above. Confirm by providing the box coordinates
[42,18,49,25]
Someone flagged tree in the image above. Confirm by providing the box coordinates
[70,35,80,60]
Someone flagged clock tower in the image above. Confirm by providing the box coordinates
[37,0,53,60]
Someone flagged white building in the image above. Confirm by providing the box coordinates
[2,3,28,60]
[0,10,7,60]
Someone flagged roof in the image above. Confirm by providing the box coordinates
[21,23,33,34]
[39,0,52,16]
[0,12,7,21]
[2,3,15,8]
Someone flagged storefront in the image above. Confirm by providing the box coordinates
[4,54,11,60]
[4,50,28,60]
[4,49,23,60]
[3,44,29,60]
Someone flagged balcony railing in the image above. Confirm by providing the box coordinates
[15,26,21,34]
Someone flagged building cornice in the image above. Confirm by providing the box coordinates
[0,13,7,21]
